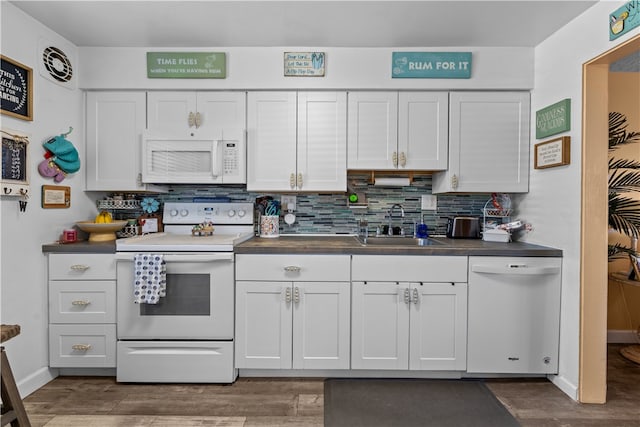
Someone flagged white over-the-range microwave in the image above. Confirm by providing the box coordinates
[141,129,246,184]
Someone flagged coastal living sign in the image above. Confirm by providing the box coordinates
[1,55,33,121]
[392,52,472,79]
[610,0,639,41]
[147,52,226,78]
[536,99,571,139]
[284,52,325,77]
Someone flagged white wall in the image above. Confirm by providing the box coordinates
[0,2,97,396]
[79,46,533,90]
[517,0,639,400]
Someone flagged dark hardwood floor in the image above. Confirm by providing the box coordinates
[22,345,640,426]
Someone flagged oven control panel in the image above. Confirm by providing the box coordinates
[163,202,254,225]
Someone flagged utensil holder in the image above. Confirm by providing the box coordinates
[260,215,279,238]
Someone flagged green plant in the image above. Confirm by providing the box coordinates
[608,111,640,260]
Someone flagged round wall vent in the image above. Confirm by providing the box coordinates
[42,46,73,83]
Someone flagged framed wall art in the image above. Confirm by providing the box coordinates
[41,184,70,208]
[1,55,33,121]
[1,128,30,197]
[534,136,571,169]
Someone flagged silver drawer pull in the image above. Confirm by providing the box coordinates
[70,264,90,271]
[71,300,91,306]
[284,266,301,273]
[412,288,419,304]
[284,287,292,303]
[71,344,92,351]
[294,286,300,304]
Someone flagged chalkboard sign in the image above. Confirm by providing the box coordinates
[1,129,29,197]
[1,55,33,121]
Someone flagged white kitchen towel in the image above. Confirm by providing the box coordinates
[133,253,166,304]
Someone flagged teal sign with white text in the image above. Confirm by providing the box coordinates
[609,1,640,41]
[147,52,226,78]
[392,52,472,79]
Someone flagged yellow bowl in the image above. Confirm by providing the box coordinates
[76,220,127,242]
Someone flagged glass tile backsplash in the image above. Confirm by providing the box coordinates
[148,174,491,236]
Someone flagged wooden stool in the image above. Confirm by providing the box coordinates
[1,325,31,427]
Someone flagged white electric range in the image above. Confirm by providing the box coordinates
[115,201,254,384]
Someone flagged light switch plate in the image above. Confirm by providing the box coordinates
[281,195,297,211]
[421,195,437,210]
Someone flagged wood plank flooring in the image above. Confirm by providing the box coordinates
[22,345,640,427]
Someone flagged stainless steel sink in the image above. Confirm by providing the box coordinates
[356,236,445,246]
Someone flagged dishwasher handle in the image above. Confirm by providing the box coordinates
[471,263,560,276]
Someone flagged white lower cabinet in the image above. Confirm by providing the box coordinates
[47,254,117,368]
[235,255,351,370]
[351,255,468,371]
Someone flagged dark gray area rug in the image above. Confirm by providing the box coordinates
[324,378,520,427]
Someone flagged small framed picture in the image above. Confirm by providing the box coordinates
[41,185,70,208]
[139,213,163,234]
[534,136,571,169]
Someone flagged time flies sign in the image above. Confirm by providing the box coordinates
[147,52,226,78]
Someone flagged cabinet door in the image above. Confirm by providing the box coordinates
[86,91,148,191]
[147,91,197,133]
[467,257,561,374]
[351,281,409,370]
[297,92,347,191]
[432,92,530,193]
[398,92,448,170]
[196,92,246,134]
[292,282,351,370]
[246,92,297,191]
[235,281,292,369]
[409,282,467,371]
[347,92,398,170]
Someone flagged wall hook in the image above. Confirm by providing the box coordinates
[62,127,73,137]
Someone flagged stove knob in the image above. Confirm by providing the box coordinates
[238,209,246,218]
[169,209,179,217]
[228,209,236,217]
[180,209,189,217]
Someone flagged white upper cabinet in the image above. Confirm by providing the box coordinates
[247,91,347,192]
[86,91,162,192]
[432,92,530,193]
[348,91,448,170]
[147,91,246,136]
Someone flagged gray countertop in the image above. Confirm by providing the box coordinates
[42,235,562,257]
[235,235,562,257]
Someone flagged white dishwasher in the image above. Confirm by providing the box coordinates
[467,256,562,374]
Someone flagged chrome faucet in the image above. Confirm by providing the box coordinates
[387,204,405,236]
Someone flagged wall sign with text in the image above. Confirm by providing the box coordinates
[147,52,226,78]
[392,52,472,79]
[284,52,325,77]
[610,1,639,41]
[534,136,571,169]
[1,55,33,121]
[536,99,571,139]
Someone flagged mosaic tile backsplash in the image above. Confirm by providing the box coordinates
[135,174,493,237]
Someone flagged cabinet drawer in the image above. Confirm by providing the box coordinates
[49,281,116,324]
[352,255,467,282]
[49,254,116,280]
[236,254,350,281]
[49,324,116,368]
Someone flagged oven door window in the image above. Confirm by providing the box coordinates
[140,273,210,316]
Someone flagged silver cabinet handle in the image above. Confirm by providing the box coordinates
[71,344,91,351]
[284,266,301,273]
[404,288,411,304]
[284,287,292,303]
[70,265,90,272]
[451,174,459,189]
[297,173,303,189]
[294,287,300,304]
[195,112,202,128]
[412,288,419,304]
[392,151,398,167]
[290,173,296,189]
[71,300,91,306]
[188,111,195,127]
[399,151,406,167]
